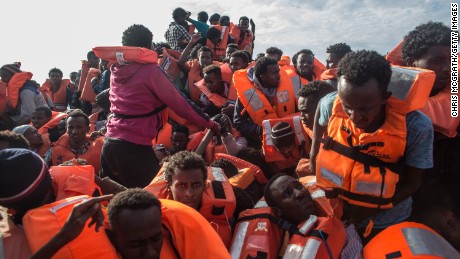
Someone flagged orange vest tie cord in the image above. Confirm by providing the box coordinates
[316,66,435,209]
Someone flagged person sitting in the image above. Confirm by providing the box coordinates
[197,65,233,117]
[45,109,104,173]
[31,106,67,142]
[0,130,30,150]
[12,125,49,157]
[229,50,250,72]
[39,68,73,112]
[320,43,352,88]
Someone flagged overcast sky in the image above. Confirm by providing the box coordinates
[0,0,450,83]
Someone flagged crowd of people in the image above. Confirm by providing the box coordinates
[0,6,459,259]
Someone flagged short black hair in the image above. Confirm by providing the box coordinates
[232,186,254,219]
[172,124,189,138]
[87,51,96,60]
[34,106,52,119]
[230,50,249,64]
[227,43,238,49]
[198,46,213,58]
[206,26,221,40]
[254,56,278,82]
[107,188,161,228]
[0,131,30,149]
[172,7,187,19]
[210,158,239,178]
[164,151,207,184]
[239,16,249,23]
[265,47,283,57]
[337,50,392,94]
[298,80,335,98]
[236,147,275,180]
[292,49,314,68]
[197,11,208,23]
[402,21,450,64]
[67,109,90,126]
[263,173,288,208]
[202,64,222,77]
[219,15,230,26]
[326,43,352,59]
[122,24,153,49]
[48,67,63,77]
[209,13,221,22]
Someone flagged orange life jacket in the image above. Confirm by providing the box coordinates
[77,60,90,93]
[49,163,101,201]
[195,79,229,108]
[206,25,230,61]
[220,63,238,101]
[79,68,101,103]
[39,79,71,111]
[385,40,405,66]
[51,134,104,173]
[421,86,460,138]
[316,66,435,208]
[37,111,68,135]
[22,195,119,259]
[229,26,254,52]
[233,67,296,126]
[299,176,344,219]
[320,68,338,81]
[152,122,204,151]
[160,199,231,259]
[0,81,6,114]
[88,111,98,133]
[6,71,33,111]
[93,46,158,64]
[37,133,51,157]
[262,113,310,163]
[144,166,236,248]
[187,59,205,104]
[296,158,312,178]
[363,222,460,259]
[167,108,204,134]
[159,48,182,80]
[284,57,327,97]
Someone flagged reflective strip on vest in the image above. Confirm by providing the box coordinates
[49,196,87,215]
[263,120,274,145]
[320,167,343,187]
[211,167,226,182]
[162,56,171,71]
[293,115,306,144]
[355,181,387,196]
[291,76,302,99]
[230,221,250,258]
[220,26,227,40]
[284,244,304,259]
[402,227,460,259]
[300,239,321,259]
[255,200,268,208]
[388,66,421,101]
[244,88,264,111]
[311,189,326,199]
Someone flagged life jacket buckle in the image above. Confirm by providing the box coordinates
[324,188,338,199]
[322,137,334,150]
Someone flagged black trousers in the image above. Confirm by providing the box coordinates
[100,137,160,188]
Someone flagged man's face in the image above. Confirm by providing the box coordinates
[171,132,189,154]
[204,72,223,94]
[239,19,249,31]
[111,207,163,259]
[270,175,315,225]
[0,70,13,83]
[338,77,388,131]
[411,45,450,95]
[70,73,78,82]
[31,111,50,129]
[88,54,100,68]
[66,116,89,146]
[226,47,238,59]
[168,168,205,210]
[198,51,213,67]
[276,145,294,158]
[296,53,315,79]
[24,127,43,147]
[298,96,317,130]
[49,72,62,86]
[326,53,341,69]
[260,64,280,89]
[229,56,247,72]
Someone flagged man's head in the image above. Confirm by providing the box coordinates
[171,124,190,154]
[206,26,222,46]
[229,51,249,72]
[197,11,208,23]
[254,57,280,89]
[402,22,450,96]
[203,65,224,94]
[48,67,63,86]
[172,7,188,24]
[0,63,21,83]
[326,43,352,69]
[122,24,153,49]
[70,72,78,83]
[239,16,250,31]
[209,13,221,25]
[265,47,283,61]
[271,122,295,158]
[298,80,335,129]
[337,50,392,132]
[0,149,54,222]
[0,131,30,150]
[107,189,163,259]
[293,49,315,81]
[198,46,213,67]
[264,174,315,225]
[219,15,230,26]
[87,51,100,69]
[12,125,43,148]
[31,106,52,129]
[164,151,207,210]
[226,43,239,59]
[66,109,90,147]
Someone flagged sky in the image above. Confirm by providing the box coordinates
[0,0,450,84]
